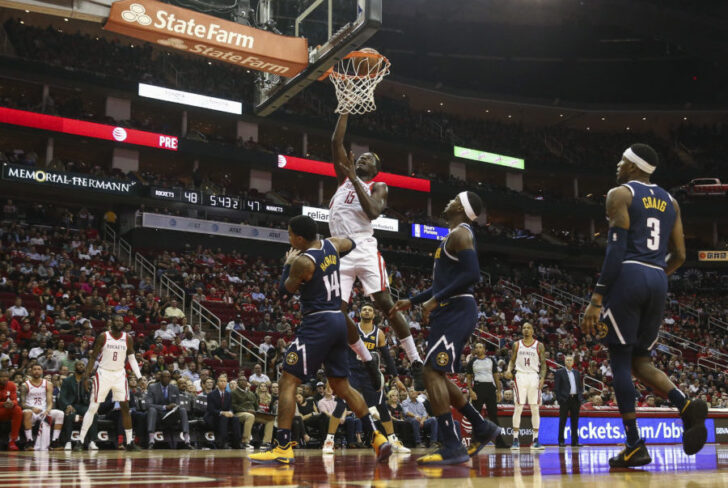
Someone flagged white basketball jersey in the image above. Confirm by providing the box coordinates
[98,331,127,371]
[24,379,47,409]
[328,178,377,238]
[515,339,540,374]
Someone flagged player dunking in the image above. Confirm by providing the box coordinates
[322,303,410,455]
[250,215,392,464]
[79,314,143,451]
[582,143,708,467]
[331,114,424,389]
[504,322,546,450]
[391,192,499,465]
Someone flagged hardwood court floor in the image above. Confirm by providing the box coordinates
[2,444,728,488]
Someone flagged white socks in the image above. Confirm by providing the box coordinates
[326,433,335,444]
[349,339,372,362]
[52,429,60,441]
[401,335,421,363]
[125,429,133,445]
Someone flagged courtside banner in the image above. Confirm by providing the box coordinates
[302,205,399,232]
[2,163,138,195]
[698,250,728,262]
[0,107,178,151]
[105,0,308,76]
[277,154,431,192]
[141,213,289,243]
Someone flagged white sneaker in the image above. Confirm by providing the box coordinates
[391,439,411,454]
[88,441,99,451]
[322,438,335,455]
[64,442,72,451]
[245,444,255,452]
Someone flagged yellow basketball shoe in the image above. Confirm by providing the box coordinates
[372,430,393,463]
[249,441,296,465]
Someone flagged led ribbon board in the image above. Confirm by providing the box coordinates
[454,145,524,170]
[277,155,430,192]
[0,107,179,151]
[139,83,242,114]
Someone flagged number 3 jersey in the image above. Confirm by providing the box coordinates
[299,239,343,315]
[620,181,677,268]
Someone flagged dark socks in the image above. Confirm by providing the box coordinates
[458,403,485,429]
[669,388,688,413]
[437,413,460,448]
[275,428,292,446]
[623,417,640,446]
[359,413,377,436]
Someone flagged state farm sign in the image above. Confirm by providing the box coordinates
[105,0,308,76]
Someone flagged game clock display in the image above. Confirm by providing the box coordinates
[150,187,285,214]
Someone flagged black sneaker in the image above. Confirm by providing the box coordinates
[125,442,142,452]
[681,399,708,455]
[72,442,83,452]
[609,439,651,468]
[363,357,384,391]
[411,360,425,391]
[50,438,64,450]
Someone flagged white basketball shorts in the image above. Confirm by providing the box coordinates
[339,235,389,303]
[92,368,129,403]
[514,372,542,405]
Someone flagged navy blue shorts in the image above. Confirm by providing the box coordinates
[283,311,349,380]
[599,262,668,354]
[348,365,383,406]
[424,295,477,373]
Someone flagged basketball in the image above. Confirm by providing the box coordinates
[353,47,384,77]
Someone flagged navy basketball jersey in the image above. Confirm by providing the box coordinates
[621,181,677,268]
[348,323,378,364]
[432,223,479,297]
[299,239,342,314]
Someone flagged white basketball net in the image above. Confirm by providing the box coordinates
[329,52,391,115]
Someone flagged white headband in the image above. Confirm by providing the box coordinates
[458,191,478,221]
[623,147,656,174]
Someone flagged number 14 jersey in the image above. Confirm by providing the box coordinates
[299,239,343,315]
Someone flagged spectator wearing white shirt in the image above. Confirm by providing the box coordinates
[164,299,186,320]
[88,243,103,256]
[248,364,270,388]
[250,286,265,302]
[8,298,28,318]
[180,329,200,352]
[258,336,274,357]
[226,314,246,332]
[154,321,177,341]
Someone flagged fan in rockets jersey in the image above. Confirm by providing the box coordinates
[330,113,424,391]
[78,314,143,451]
[20,364,64,450]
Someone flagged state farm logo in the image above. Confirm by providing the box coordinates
[112,127,128,142]
[157,37,189,50]
[121,4,152,25]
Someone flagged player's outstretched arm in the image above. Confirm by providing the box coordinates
[331,114,350,185]
[665,199,686,276]
[328,237,355,257]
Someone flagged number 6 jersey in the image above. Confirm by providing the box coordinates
[620,180,677,268]
[98,331,128,371]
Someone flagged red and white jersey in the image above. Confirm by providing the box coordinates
[98,331,128,371]
[329,178,377,238]
[24,379,47,410]
[515,339,541,375]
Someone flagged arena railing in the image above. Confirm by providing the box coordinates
[657,330,702,353]
[709,316,728,333]
[474,327,501,350]
[497,279,521,296]
[539,282,588,307]
[159,274,186,312]
[134,252,157,291]
[697,356,728,373]
[549,361,605,394]
[103,223,133,267]
[228,329,268,377]
[118,238,133,268]
[103,224,117,255]
[528,293,567,314]
[190,299,222,343]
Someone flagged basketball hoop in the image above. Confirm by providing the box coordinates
[328,48,391,115]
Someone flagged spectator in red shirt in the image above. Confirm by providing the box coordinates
[0,369,22,450]
[143,337,169,360]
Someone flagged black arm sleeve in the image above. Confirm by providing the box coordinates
[379,345,398,376]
